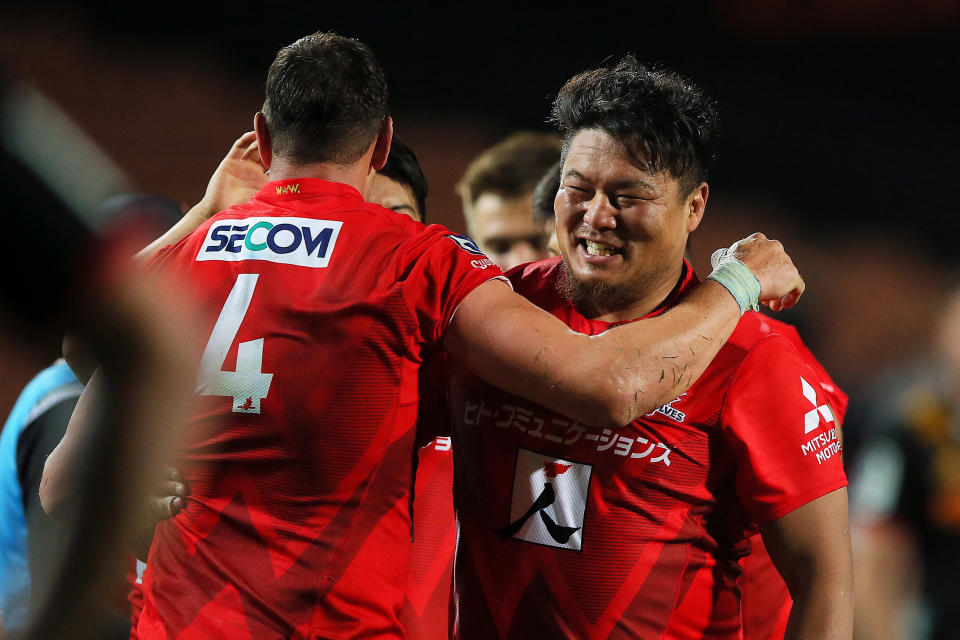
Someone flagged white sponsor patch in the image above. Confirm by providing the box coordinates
[196,217,343,268]
[498,448,592,551]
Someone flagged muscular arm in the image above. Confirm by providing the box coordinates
[446,277,741,427]
[760,488,854,640]
[446,233,803,427]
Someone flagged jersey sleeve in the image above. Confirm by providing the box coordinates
[396,225,506,345]
[720,335,848,523]
[780,324,849,421]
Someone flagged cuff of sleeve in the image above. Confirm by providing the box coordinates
[750,477,849,524]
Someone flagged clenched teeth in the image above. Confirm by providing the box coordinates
[585,240,616,256]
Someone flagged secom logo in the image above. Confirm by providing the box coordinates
[196,217,343,268]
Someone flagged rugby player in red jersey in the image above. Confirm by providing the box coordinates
[43,34,805,639]
[444,57,852,640]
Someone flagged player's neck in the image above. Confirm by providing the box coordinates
[576,262,685,324]
[267,158,371,195]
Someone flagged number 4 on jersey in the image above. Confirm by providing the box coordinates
[196,273,273,413]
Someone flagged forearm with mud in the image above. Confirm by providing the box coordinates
[448,279,742,429]
[543,279,740,426]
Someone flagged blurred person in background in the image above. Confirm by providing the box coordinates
[40,31,803,639]
[457,131,560,270]
[848,283,960,640]
[25,136,268,640]
[0,359,84,636]
[442,56,850,640]
[367,137,427,223]
[531,159,562,258]
[0,79,201,640]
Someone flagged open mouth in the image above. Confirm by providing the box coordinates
[582,239,621,257]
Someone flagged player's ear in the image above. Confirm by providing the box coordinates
[686,182,708,233]
[254,112,273,170]
[371,116,393,172]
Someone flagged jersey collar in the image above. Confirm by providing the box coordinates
[590,259,699,332]
[254,177,364,203]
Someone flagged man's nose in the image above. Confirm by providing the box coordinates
[582,194,617,230]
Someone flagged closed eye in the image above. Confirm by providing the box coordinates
[563,184,591,197]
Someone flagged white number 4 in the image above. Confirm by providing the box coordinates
[195,273,273,413]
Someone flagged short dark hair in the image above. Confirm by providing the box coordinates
[531,160,562,222]
[263,32,389,165]
[378,138,428,221]
[456,132,561,211]
[550,55,718,197]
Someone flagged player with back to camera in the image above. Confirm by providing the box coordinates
[441,57,852,640]
[44,33,803,639]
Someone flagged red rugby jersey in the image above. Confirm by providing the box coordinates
[400,353,458,640]
[737,329,848,640]
[136,178,503,639]
[400,436,456,640]
[447,258,847,640]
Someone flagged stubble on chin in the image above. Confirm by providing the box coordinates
[556,261,639,312]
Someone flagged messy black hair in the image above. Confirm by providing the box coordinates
[551,55,718,197]
[379,138,428,221]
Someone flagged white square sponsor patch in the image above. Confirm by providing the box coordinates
[497,448,592,551]
[196,217,343,268]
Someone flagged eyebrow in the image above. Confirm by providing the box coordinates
[563,168,657,192]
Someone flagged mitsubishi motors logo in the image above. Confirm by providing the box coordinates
[802,377,835,434]
[497,449,592,551]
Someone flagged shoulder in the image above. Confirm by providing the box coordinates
[721,313,847,415]
[727,312,801,351]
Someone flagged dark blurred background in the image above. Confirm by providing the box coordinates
[2,3,959,638]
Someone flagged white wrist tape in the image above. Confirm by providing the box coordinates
[707,248,761,315]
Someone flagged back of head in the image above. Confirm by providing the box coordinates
[379,138,428,220]
[551,55,718,197]
[263,32,389,165]
[457,131,562,215]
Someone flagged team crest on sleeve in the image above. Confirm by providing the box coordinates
[446,234,486,256]
[197,217,343,268]
[799,376,842,464]
[497,448,592,551]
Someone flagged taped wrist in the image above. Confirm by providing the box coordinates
[707,248,761,315]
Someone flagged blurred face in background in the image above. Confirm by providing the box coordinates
[555,128,706,320]
[368,172,422,222]
[468,192,553,270]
